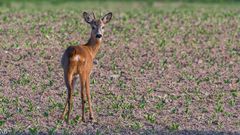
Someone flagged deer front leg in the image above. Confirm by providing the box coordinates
[86,76,94,121]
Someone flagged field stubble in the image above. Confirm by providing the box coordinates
[0,1,240,134]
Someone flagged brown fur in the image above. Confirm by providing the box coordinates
[60,12,112,123]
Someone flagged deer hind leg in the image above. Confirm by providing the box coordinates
[61,69,74,123]
[61,70,69,120]
[79,73,86,122]
[61,96,68,120]
[86,75,94,121]
[67,73,74,124]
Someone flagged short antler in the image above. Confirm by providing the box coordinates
[92,12,96,20]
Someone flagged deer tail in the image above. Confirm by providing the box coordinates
[66,46,77,57]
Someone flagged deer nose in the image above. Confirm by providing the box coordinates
[96,34,102,38]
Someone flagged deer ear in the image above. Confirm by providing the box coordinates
[83,12,93,23]
[101,12,112,24]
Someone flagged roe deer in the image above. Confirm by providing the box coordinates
[60,12,112,123]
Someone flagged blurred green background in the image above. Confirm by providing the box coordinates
[0,0,240,13]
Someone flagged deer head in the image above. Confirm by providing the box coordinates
[83,12,112,41]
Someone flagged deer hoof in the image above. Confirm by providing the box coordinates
[82,117,86,122]
[89,116,96,123]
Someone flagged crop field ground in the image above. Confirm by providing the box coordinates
[0,1,240,134]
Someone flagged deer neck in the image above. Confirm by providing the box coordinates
[85,37,102,58]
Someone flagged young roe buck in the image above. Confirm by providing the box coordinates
[61,12,112,123]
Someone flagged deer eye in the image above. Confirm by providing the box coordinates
[102,26,105,29]
[92,26,96,29]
